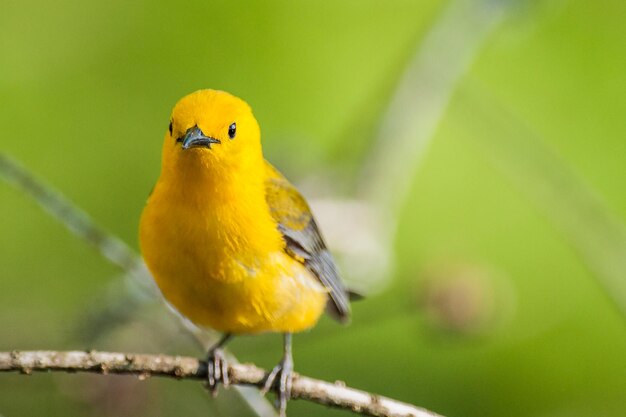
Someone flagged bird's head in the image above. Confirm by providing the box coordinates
[161,89,262,175]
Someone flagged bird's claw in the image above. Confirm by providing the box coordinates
[261,356,293,417]
[205,348,229,396]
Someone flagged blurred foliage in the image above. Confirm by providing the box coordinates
[1,1,626,417]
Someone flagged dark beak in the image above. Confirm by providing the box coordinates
[181,126,221,150]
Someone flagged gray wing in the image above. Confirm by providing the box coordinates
[265,162,350,322]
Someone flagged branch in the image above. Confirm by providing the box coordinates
[0,154,278,416]
[0,350,443,417]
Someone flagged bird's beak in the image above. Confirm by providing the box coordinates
[181,126,221,150]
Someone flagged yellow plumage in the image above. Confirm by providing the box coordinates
[139,89,349,335]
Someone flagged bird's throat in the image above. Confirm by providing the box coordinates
[156,159,281,263]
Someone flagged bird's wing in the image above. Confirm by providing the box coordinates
[264,161,350,322]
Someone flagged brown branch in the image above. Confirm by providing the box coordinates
[0,350,443,417]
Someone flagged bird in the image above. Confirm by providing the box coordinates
[139,89,351,415]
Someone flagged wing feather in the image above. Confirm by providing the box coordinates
[264,162,350,322]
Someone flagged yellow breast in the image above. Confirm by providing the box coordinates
[139,174,328,334]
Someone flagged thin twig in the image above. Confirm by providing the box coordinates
[0,153,146,277]
[0,351,443,417]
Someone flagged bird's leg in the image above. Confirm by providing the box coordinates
[261,333,293,417]
[205,333,233,396]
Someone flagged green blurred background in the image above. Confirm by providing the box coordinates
[2,1,625,416]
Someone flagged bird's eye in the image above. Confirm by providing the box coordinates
[228,122,236,139]
[168,121,173,135]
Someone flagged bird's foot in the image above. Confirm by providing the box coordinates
[204,348,229,396]
[261,355,293,417]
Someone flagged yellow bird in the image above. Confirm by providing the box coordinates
[139,89,351,415]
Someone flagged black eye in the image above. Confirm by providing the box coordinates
[228,122,236,139]
[168,121,173,135]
